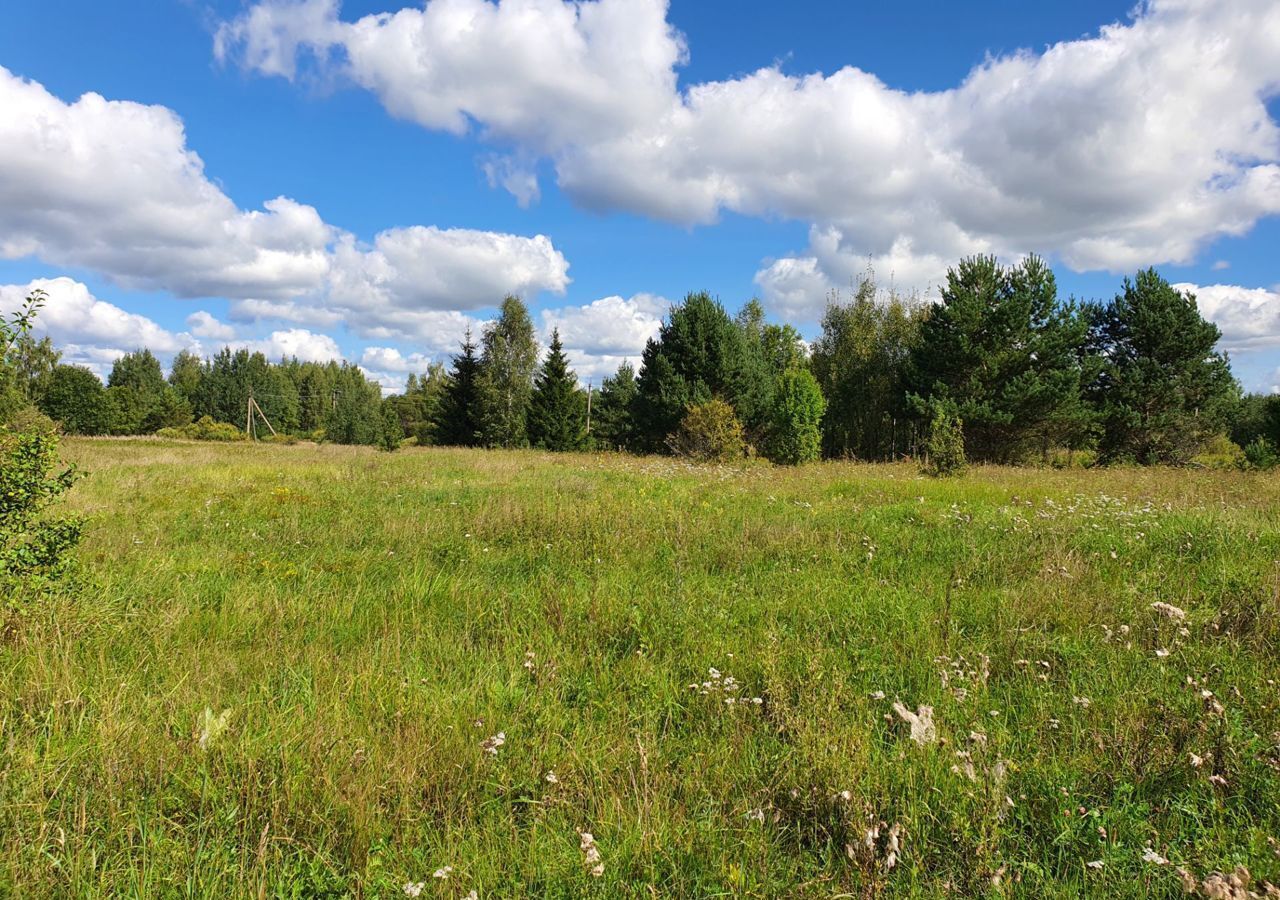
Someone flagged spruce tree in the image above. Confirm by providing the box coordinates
[592,361,638,451]
[1089,270,1237,464]
[528,329,586,451]
[434,330,483,446]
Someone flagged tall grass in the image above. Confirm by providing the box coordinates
[2,438,1278,897]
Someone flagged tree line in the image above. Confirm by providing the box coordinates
[7,256,1278,467]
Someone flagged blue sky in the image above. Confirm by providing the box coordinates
[1,0,1278,392]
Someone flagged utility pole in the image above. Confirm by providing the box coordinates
[585,380,593,436]
[247,388,254,440]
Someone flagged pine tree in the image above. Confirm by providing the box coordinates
[1089,269,1237,464]
[435,330,482,446]
[907,255,1091,463]
[528,329,586,451]
[633,292,750,453]
[592,361,638,451]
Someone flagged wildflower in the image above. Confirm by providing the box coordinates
[1073,696,1092,708]
[433,866,453,880]
[1086,860,1104,870]
[481,732,505,756]
[465,892,478,900]
[1156,648,1171,658]
[1189,753,1204,768]
[884,823,902,870]
[869,691,886,701]
[198,707,232,751]
[892,702,937,745]
[1151,602,1187,621]
[1142,848,1169,865]
[579,831,604,877]
[1208,774,1228,787]
[745,808,766,823]
[545,771,559,784]
[403,883,425,897]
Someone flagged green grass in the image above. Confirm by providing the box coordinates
[2,438,1279,897]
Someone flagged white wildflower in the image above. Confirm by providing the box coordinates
[1156,648,1171,658]
[1086,860,1104,870]
[481,732,505,756]
[892,702,937,745]
[1151,602,1187,621]
[1142,847,1169,865]
[433,866,452,880]
[198,707,232,751]
[403,883,425,897]
[579,831,604,877]
[545,771,559,784]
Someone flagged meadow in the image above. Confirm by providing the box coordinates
[2,438,1279,898]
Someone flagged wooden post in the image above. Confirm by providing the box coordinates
[247,389,254,440]
[251,397,278,437]
[585,381,592,436]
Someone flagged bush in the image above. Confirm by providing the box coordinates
[666,398,746,462]
[922,402,966,477]
[764,369,825,465]
[1191,434,1245,470]
[1,412,82,603]
[156,416,246,442]
[1243,437,1279,471]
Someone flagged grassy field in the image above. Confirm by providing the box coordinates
[2,438,1279,897]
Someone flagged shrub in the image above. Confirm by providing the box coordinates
[666,398,746,462]
[1243,437,1279,471]
[157,416,246,442]
[1191,434,1245,470]
[764,369,826,465]
[922,401,966,477]
[1,410,82,603]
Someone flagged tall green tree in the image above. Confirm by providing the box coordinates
[907,255,1092,463]
[765,368,826,465]
[633,292,750,453]
[12,334,60,404]
[435,330,483,446]
[592,361,638,451]
[528,329,586,451]
[812,277,924,460]
[38,365,111,435]
[168,350,204,408]
[477,297,538,448]
[323,363,384,445]
[1088,270,1237,464]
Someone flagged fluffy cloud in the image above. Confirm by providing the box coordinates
[186,310,239,341]
[219,0,1280,319]
[233,328,344,363]
[0,277,191,357]
[0,65,571,338]
[1174,283,1280,352]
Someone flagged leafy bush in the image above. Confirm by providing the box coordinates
[765,369,825,465]
[666,398,746,462]
[922,401,966,477]
[1191,434,1245,470]
[1243,437,1279,471]
[156,416,246,442]
[0,408,82,603]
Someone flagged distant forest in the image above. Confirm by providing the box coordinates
[6,256,1278,469]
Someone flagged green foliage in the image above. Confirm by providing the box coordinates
[0,415,82,601]
[812,275,924,460]
[0,289,47,423]
[764,368,825,465]
[378,401,403,452]
[156,415,246,442]
[922,400,966,477]
[477,297,538,449]
[323,364,384,445]
[1242,437,1279,471]
[528,329,587,451]
[1089,270,1238,465]
[435,330,483,446]
[908,255,1094,463]
[666,397,746,462]
[385,364,448,445]
[591,361,638,451]
[38,365,111,435]
[634,292,756,452]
